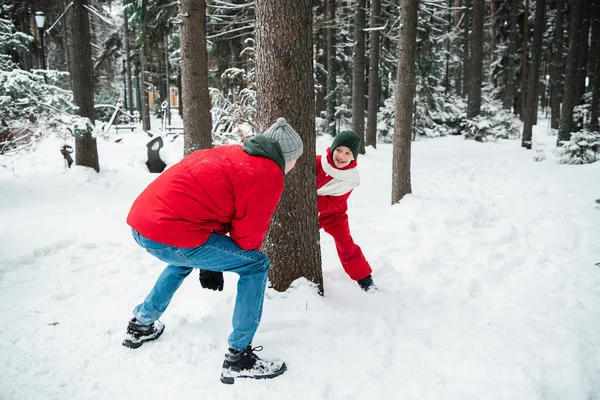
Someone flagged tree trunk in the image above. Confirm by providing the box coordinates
[391,0,419,204]
[504,0,518,110]
[591,0,600,131]
[522,0,546,149]
[352,0,367,154]
[66,0,99,172]
[462,0,470,97]
[558,0,584,144]
[455,0,462,93]
[550,0,565,129]
[519,0,529,120]
[366,0,381,148]
[180,0,212,155]
[140,43,151,131]
[467,0,484,118]
[255,0,323,294]
[124,6,134,111]
[325,0,337,137]
[575,0,592,103]
[165,34,171,125]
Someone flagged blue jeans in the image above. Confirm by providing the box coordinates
[131,229,270,351]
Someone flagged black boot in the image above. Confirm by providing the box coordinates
[220,345,287,384]
[122,318,165,349]
[357,274,377,292]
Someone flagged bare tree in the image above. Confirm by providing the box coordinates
[558,0,584,145]
[391,0,419,204]
[466,0,484,118]
[180,0,212,155]
[550,0,565,129]
[255,0,323,294]
[522,0,546,149]
[365,0,381,148]
[66,0,99,172]
[352,0,367,154]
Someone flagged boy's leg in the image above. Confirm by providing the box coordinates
[179,233,270,351]
[320,213,372,281]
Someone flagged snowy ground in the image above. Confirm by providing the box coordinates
[1,117,600,399]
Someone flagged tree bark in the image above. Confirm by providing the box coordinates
[325,0,337,137]
[575,0,592,103]
[550,0,565,129]
[352,0,367,154]
[66,0,99,172]
[392,0,419,204]
[255,0,323,294]
[180,0,212,155]
[558,0,584,144]
[519,0,529,120]
[124,6,134,111]
[365,0,381,148]
[591,0,600,131]
[504,0,518,110]
[522,0,546,149]
[462,0,470,97]
[467,0,484,118]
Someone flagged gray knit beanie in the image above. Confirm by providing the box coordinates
[262,117,304,163]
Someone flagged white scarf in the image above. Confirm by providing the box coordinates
[317,152,360,196]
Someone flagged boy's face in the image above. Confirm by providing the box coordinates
[332,145,354,168]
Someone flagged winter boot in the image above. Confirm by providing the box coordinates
[220,345,287,384]
[357,274,377,292]
[122,318,165,349]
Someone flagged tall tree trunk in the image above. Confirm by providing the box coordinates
[180,0,212,155]
[352,0,367,154]
[558,0,584,144]
[444,0,452,93]
[366,0,381,148]
[256,0,323,294]
[391,0,419,204]
[467,0,484,118]
[519,0,529,120]
[504,0,518,110]
[575,0,592,103]
[325,0,337,137]
[462,0,470,96]
[66,0,99,172]
[140,43,151,131]
[550,0,565,129]
[165,33,171,125]
[522,0,546,149]
[455,0,462,93]
[124,6,134,111]
[591,0,600,131]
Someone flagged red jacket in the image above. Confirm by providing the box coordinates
[316,148,357,215]
[127,141,284,250]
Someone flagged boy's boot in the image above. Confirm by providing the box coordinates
[220,345,287,384]
[122,318,165,349]
[357,274,377,292]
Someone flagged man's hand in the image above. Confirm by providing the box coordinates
[199,269,224,291]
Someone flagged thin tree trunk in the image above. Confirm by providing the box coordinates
[325,0,337,137]
[140,43,151,131]
[558,0,584,144]
[366,0,381,148]
[256,0,323,294]
[455,0,462,94]
[504,0,518,110]
[180,0,212,154]
[520,0,529,120]
[165,34,171,125]
[66,0,99,172]
[392,0,419,204]
[522,0,546,149]
[352,0,367,154]
[124,6,134,111]
[550,0,565,129]
[591,0,600,131]
[467,0,484,118]
[576,0,592,104]
[462,0,470,96]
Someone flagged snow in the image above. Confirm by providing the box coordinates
[1,118,600,399]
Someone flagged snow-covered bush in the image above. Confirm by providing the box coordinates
[555,130,600,165]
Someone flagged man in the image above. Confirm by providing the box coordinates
[122,117,303,384]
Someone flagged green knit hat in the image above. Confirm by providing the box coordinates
[331,130,361,160]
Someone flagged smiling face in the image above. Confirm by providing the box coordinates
[332,145,355,168]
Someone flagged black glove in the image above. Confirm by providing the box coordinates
[199,269,224,291]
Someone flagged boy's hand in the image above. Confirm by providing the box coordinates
[199,270,224,291]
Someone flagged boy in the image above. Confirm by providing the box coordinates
[122,117,303,384]
[317,130,376,292]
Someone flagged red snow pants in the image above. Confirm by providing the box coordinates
[319,211,372,281]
